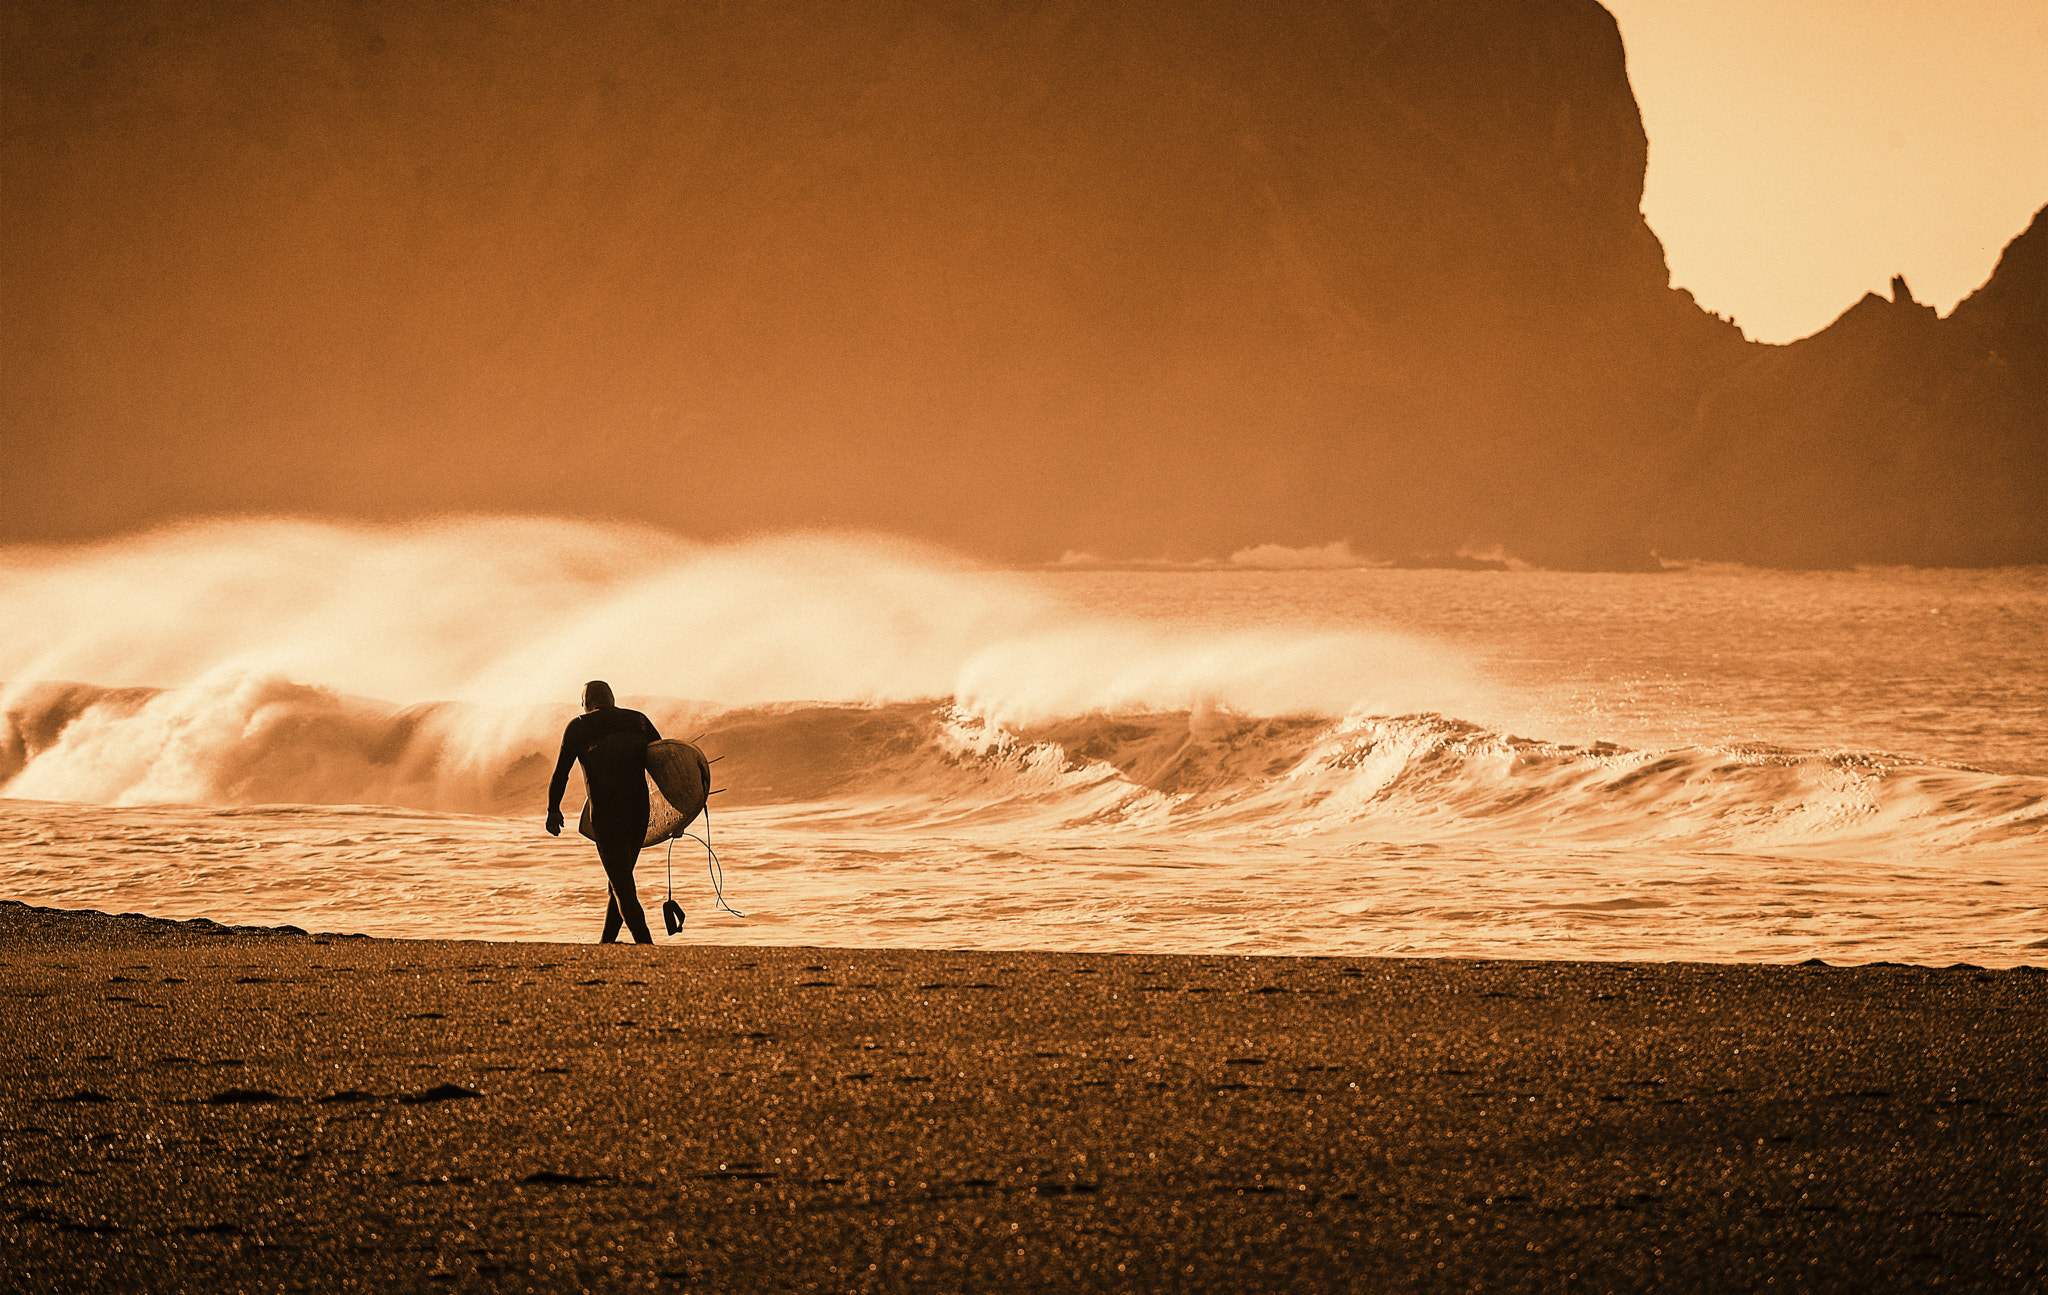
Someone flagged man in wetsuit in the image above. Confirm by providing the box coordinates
[545,681,663,944]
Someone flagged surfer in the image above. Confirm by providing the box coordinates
[545,681,663,944]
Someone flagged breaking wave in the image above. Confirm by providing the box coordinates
[3,516,2042,861]
[0,515,1470,720]
[4,678,2040,857]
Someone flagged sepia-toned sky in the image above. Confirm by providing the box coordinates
[1605,0,2047,343]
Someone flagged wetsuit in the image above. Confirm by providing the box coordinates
[548,705,663,943]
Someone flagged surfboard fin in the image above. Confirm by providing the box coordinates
[662,899,686,936]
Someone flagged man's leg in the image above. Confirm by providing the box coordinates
[597,838,654,944]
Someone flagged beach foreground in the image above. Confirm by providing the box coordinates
[3,903,2043,1292]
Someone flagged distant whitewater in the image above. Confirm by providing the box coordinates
[3,517,2045,964]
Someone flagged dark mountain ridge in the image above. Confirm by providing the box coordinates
[1661,210,2047,568]
[2,0,2040,567]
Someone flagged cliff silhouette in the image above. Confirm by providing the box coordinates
[3,0,2041,568]
[1656,210,2047,568]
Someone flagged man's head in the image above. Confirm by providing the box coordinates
[582,680,616,711]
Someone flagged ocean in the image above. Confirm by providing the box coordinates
[2,517,2043,965]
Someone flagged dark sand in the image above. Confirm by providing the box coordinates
[2,902,2043,1292]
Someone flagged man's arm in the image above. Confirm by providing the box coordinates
[640,710,663,743]
[545,721,580,835]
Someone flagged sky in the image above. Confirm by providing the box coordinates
[1605,0,2047,343]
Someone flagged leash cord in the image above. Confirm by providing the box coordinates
[658,749,742,918]
[679,801,743,916]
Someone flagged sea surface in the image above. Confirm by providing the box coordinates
[2,518,2043,965]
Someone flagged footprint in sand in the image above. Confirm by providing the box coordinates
[207,1089,285,1105]
[398,1085,482,1104]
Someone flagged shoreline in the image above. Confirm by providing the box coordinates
[5,901,2045,1290]
[3,899,2041,971]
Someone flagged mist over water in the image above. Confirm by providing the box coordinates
[2,516,2044,964]
[0,516,1472,720]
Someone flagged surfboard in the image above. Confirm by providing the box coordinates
[578,739,712,848]
[644,738,711,841]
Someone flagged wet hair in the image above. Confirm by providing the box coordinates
[582,680,616,710]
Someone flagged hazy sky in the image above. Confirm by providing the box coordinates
[1605,0,2046,343]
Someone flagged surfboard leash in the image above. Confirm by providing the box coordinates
[667,801,743,917]
[661,742,742,918]
[686,802,744,916]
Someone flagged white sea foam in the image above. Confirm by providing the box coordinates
[0,516,1471,721]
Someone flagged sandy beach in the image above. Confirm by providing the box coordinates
[3,902,2043,1292]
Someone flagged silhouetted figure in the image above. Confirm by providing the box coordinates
[546,681,662,944]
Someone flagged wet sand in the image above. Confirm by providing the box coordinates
[3,901,2044,1292]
